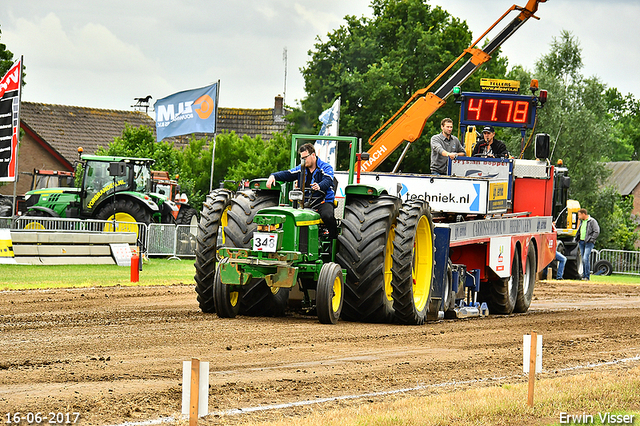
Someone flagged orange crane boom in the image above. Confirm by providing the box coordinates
[360,0,546,173]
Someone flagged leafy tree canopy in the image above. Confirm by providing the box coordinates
[293,0,508,173]
[96,125,290,211]
[506,30,638,249]
[0,25,26,85]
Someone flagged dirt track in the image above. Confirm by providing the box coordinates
[2,280,640,425]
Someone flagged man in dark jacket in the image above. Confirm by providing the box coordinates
[577,208,600,280]
[266,143,337,239]
[472,126,510,158]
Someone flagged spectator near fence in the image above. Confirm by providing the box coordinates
[577,208,600,281]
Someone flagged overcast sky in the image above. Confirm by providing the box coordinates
[2,1,639,114]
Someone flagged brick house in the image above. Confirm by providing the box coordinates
[603,161,640,247]
[0,96,289,197]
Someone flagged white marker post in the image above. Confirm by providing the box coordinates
[523,332,542,407]
[182,358,209,425]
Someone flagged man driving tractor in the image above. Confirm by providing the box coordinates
[266,143,338,239]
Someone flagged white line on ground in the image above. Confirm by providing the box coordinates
[104,354,640,426]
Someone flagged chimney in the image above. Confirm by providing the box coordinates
[274,94,284,118]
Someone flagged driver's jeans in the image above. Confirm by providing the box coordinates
[316,202,337,240]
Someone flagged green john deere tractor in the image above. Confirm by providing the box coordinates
[194,135,442,325]
[23,155,180,233]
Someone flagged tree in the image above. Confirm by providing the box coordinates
[294,0,509,172]
[506,31,637,249]
[0,25,26,85]
[97,126,291,212]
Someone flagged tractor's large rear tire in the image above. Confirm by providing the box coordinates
[176,205,199,226]
[0,195,11,217]
[223,190,289,317]
[480,248,521,315]
[194,189,233,313]
[96,198,151,236]
[391,200,435,325]
[336,195,401,323]
[176,205,199,254]
[515,245,536,313]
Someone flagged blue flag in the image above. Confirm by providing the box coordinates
[155,83,217,142]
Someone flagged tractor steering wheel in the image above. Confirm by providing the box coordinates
[303,188,325,210]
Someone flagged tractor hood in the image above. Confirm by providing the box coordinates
[255,206,321,227]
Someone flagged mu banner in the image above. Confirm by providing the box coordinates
[0,58,22,182]
[154,83,218,142]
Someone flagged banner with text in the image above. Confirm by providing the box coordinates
[315,97,340,169]
[154,83,217,142]
[0,58,22,182]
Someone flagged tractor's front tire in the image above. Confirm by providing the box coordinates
[194,189,233,313]
[316,262,344,324]
[223,189,289,317]
[337,195,401,323]
[213,259,240,318]
[480,248,521,315]
[391,200,435,325]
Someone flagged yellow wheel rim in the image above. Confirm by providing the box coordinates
[103,212,139,236]
[24,221,45,230]
[412,215,433,311]
[230,291,239,307]
[332,274,342,313]
[220,206,230,244]
[384,224,396,302]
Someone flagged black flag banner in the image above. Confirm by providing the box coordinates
[0,58,22,182]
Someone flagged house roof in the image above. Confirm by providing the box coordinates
[20,102,156,164]
[20,98,289,165]
[218,107,288,139]
[603,161,640,195]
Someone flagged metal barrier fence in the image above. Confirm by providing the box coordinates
[147,223,197,258]
[593,249,640,276]
[0,216,197,259]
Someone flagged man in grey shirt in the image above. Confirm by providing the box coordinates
[430,117,466,175]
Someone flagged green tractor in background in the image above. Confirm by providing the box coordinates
[194,135,444,324]
[23,155,181,233]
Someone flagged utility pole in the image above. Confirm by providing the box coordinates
[283,47,288,106]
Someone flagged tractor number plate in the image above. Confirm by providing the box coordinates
[252,232,278,252]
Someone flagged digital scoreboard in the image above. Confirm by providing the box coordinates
[459,92,537,129]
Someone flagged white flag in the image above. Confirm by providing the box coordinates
[315,97,340,169]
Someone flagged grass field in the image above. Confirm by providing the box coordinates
[240,367,640,426]
[0,258,197,290]
[2,257,639,290]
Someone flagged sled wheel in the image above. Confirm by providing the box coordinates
[480,247,521,315]
[515,244,537,313]
[594,259,613,276]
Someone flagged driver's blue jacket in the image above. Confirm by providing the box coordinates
[272,157,335,203]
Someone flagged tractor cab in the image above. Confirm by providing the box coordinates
[80,156,154,216]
